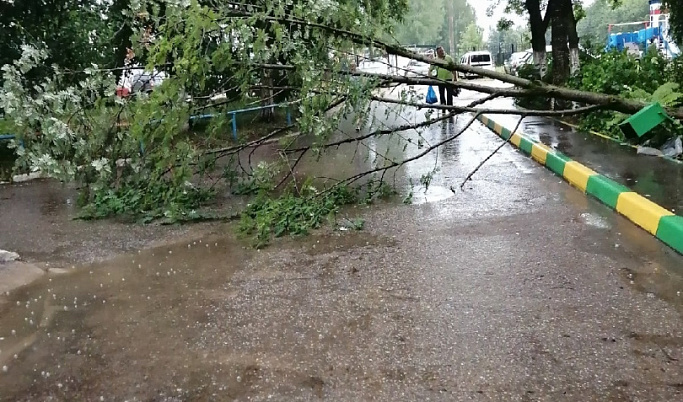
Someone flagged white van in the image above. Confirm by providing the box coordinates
[459,51,494,79]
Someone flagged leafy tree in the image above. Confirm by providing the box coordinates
[665,0,683,43]
[2,0,678,245]
[438,0,478,55]
[570,47,682,140]
[0,0,115,83]
[0,0,409,225]
[391,0,476,56]
[458,23,486,54]
[392,0,447,45]
[578,0,649,50]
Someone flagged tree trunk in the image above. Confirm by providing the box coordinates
[111,0,133,83]
[532,51,547,78]
[448,3,455,57]
[566,1,581,75]
[526,0,551,78]
[550,0,570,86]
[260,68,274,121]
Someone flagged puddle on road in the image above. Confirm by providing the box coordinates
[0,235,253,400]
[579,212,611,229]
[409,185,454,205]
[519,118,683,213]
[620,263,683,306]
[0,230,401,400]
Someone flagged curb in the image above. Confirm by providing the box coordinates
[477,115,683,255]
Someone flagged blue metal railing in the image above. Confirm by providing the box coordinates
[188,103,293,139]
[0,102,293,143]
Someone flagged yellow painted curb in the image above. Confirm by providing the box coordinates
[477,113,683,256]
[493,123,503,135]
[510,133,522,147]
[531,143,553,164]
[563,161,597,192]
[616,192,675,235]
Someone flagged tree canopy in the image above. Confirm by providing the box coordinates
[392,0,476,54]
[665,0,683,43]
[0,0,116,77]
[1,0,680,245]
[459,23,486,53]
[578,0,650,49]
[391,0,448,45]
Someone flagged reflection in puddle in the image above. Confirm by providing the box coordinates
[409,185,454,205]
[579,212,610,229]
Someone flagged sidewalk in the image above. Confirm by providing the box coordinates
[475,103,683,255]
[480,99,683,214]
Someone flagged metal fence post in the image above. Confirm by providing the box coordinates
[231,112,238,140]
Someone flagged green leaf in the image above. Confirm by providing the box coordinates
[651,82,683,107]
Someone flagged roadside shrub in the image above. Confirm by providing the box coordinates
[569,48,683,143]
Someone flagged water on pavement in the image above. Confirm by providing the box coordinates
[1,82,682,401]
[480,95,683,214]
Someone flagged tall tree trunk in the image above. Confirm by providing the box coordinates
[448,2,455,57]
[111,0,133,83]
[526,0,551,78]
[565,0,580,75]
[550,0,570,86]
[260,67,274,121]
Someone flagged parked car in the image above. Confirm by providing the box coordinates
[458,51,495,79]
[504,51,532,75]
[116,67,166,97]
[507,45,597,76]
[403,59,430,77]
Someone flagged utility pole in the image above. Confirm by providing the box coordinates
[448,2,455,56]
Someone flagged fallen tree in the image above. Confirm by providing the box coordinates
[0,0,674,245]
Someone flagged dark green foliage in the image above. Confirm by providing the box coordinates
[664,0,683,44]
[78,180,215,223]
[237,185,360,248]
[569,48,683,142]
[574,50,669,95]
[0,0,117,87]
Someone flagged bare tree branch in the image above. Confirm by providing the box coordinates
[340,113,481,186]
[221,6,683,119]
[458,116,527,190]
[369,95,605,116]
[287,110,459,153]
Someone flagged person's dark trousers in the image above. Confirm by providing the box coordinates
[438,84,454,106]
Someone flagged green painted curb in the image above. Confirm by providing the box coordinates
[476,114,683,256]
[545,152,571,176]
[656,215,683,253]
[586,175,632,209]
[500,127,512,140]
[519,137,535,154]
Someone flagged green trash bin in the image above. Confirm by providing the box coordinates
[619,102,671,142]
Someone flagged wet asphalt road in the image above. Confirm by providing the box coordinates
[0,82,682,401]
[482,100,683,214]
